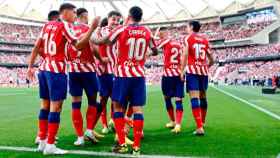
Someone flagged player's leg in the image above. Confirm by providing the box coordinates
[130,77,146,155]
[186,74,204,136]
[172,76,185,133]
[83,72,100,143]
[161,76,175,128]
[111,77,129,153]
[36,99,50,145]
[199,75,209,126]
[36,71,50,150]
[43,72,68,155]
[69,72,84,146]
[99,74,113,134]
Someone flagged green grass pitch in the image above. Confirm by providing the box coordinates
[0,85,279,158]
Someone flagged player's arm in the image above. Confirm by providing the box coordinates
[206,49,214,67]
[27,38,41,80]
[180,41,188,81]
[148,37,158,56]
[74,17,100,50]
[91,35,112,45]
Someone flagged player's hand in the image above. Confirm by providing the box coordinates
[27,67,35,81]
[90,16,101,30]
[180,73,185,82]
[209,60,214,67]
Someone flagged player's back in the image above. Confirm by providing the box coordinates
[117,24,152,67]
[40,20,77,73]
[162,39,182,68]
[185,33,209,76]
[68,22,94,63]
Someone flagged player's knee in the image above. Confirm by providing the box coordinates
[50,101,63,112]
[72,96,82,103]
[113,101,123,112]
[189,91,200,98]
[41,99,50,110]
[190,98,200,109]
[132,106,143,114]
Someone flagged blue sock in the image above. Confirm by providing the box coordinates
[191,98,200,109]
[175,100,183,111]
[72,102,82,109]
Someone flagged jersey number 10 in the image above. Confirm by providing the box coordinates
[127,37,146,60]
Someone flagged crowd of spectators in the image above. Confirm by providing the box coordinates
[0,67,36,87]
[0,22,41,43]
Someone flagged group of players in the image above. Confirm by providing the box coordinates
[27,2,214,156]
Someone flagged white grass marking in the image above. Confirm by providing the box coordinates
[0,93,26,96]
[212,86,280,121]
[0,146,193,158]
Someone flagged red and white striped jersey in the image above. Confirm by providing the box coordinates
[184,33,210,76]
[95,26,117,75]
[38,20,77,73]
[108,24,156,77]
[67,22,96,73]
[158,39,182,77]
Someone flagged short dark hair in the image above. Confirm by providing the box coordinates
[100,18,108,27]
[48,10,59,21]
[129,6,143,22]
[189,20,201,32]
[77,8,88,17]
[59,3,76,13]
[159,27,168,31]
[108,11,121,18]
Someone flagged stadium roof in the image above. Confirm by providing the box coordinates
[0,0,276,23]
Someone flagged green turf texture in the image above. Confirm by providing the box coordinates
[0,85,279,158]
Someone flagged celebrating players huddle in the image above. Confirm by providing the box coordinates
[27,2,214,156]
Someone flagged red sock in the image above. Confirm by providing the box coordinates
[38,109,49,140]
[101,108,108,128]
[176,110,183,125]
[47,112,60,144]
[38,120,48,140]
[167,107,175,122]
[100,97,108,128]
[113,112,125,145]
[133,113,144,149]
[72,109,83,136]
[192,108,203,129]
[86,105,98,130]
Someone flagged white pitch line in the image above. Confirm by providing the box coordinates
[0,146,193,158]
[212,86,280,121]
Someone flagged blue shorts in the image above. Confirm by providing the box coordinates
[69,72,99,97]
[186,73,208,92]
[38,71,67,101]
[161,76,184,98]
[112,77,146,107]
[98,74,114,97]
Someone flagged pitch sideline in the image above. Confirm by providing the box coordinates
[0,146,193,158]
[212,85,280,121]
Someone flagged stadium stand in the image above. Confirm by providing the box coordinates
[0,3,279,88]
